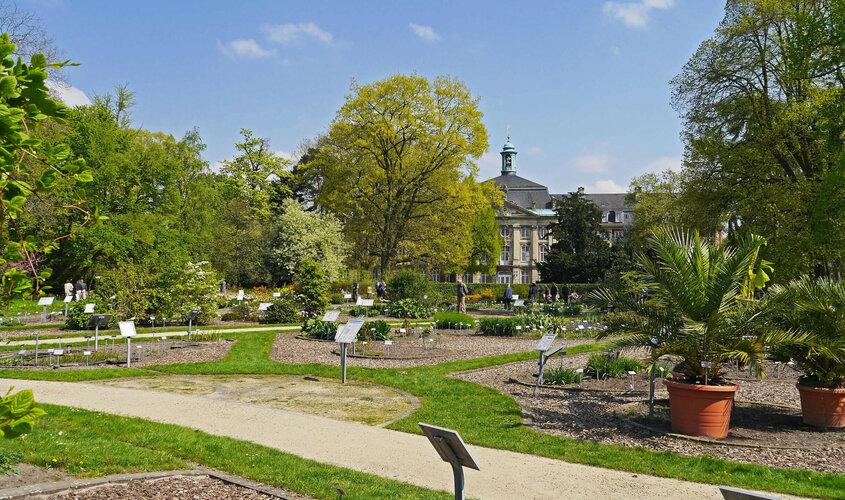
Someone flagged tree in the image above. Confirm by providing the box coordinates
[314,74,489,276]
[0,1,65,83]
[221,128,291,220]
[269,198,346,283]
[626,170,689,252]
[671,0,845,281]
[294,259,329,318]
[465,182,503,276]
[538,188,612,283]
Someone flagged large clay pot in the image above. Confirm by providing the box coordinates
[796,384,845,428]
[663,379,739,438]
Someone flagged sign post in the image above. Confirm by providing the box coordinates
[87,314,112,351]
[532,334,562,397]
[34,333,39,366]
[119,321,137,368]
[321,310,340,340]
[335,320,364,383]
[63,294,73,317]
[186,309,200,341]
[38,297,54,322]
[418,423,480,500]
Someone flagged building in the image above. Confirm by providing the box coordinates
[478,136,633,284]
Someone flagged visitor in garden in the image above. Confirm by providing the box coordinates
[80,279,89,299]
[562,283,570,304]
[456,279,469,314]
[550,283,558,302]
[220,279,227,299]
[570,291,580,302]
[503,284,513,311]
[64,280,73,299]
[376,280,386,300]
[529,283,538,304]
[352,282,359,303]
[73,279,83,301]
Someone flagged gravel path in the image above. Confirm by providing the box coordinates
[1,378,800,500]
[45,475,280,500]
[454,355,845,474]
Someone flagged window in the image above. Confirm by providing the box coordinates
[539,243,549,263]
[521,227,531,239]
[500,226,510,238]
[521,273,531,284]
[608,211,616,223]
[481,253,488,264]
[539,227,550,240]
[624,212,633,220]
[481,273,490,284]
[501,245,510,262]
[521,244,530,262]
[601,212,608,223]
[497,273,512,284]
[432,271,440,282]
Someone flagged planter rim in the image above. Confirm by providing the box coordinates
[663,378,739,392]
[796,383,845,394]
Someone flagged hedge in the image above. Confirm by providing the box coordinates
[427,283,602,301]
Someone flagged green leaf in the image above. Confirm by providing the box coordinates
[75,170,93,183]
[30,54,47,68]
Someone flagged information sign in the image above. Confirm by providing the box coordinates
[258,302,272,311]
[38,297,54,306]
[513,300,525,307]
[84,303,96,314]
[512,294,519,300]
[419,423,480,500]
[64,295,74,303]
[359,299,374,307]
[321,310,340,322]
[237,290,244,301]
[344,293,352,299]
[535,333,557,352]
[118,321,137,338]
[335,322,363,344]
[273,292,281,298]
[53,349,64,356]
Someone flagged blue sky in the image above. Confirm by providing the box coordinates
[31,0,725,194]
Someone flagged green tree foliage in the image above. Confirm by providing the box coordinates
[294,259,329,318]
[539,188,612,283]
[386,270,430,301]
[0,33,98,310]
[671,0,845,280]
[626,170,689,252]
[313,74,489,276]
[221,128,291,221]
[269,198,346,283]
[466,184,504,275]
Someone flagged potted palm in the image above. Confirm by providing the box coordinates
[588,227,806,438]
[769,276,845,428]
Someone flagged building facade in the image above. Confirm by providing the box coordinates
[479,137,633,284]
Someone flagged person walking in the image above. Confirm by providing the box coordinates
[80,279,88,300]
[352,282,359,303]
[220,280,227,300]
[503,284,513,311]
[529,283,538,304]
[73,279,82,301]
[63,280,73,299]
[562,283,570,304]
[456,279,469,314]
[550,283,558,302]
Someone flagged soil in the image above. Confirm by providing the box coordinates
[454,353,845,474]
[0,463,70,489]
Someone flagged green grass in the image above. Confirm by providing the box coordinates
[0,404,450,499]
[0,330,843,498]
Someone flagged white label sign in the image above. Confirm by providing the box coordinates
[322,310,340,322]
[273,292,281,298]
[258,302,272,311]
[343,293,352,299]
[84,303,96,314]
[384,340,393,346]
[38,297,55,306]
[360,299,374,307]
[64,295,74,303]
[514,300,525,307]
[237,290,244,300]
[83,351,91,356]
[535,333,558,352]
[512,295,519,300]
[53,349,64,356]
[335,321,364,344]
[118,321,137,338]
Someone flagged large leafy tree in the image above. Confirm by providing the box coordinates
[221,128,291,221]
[313,74,489,276]
[672,0,845,281]
[539,188,612,283]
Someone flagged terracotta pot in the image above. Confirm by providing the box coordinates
[663,379,739,438]
[796,384,845,428]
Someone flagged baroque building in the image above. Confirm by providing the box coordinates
[474,136,633,284]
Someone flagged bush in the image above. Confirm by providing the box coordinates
[262,292,300,324]
[329,293,344,304]
[544,367,581,385]
[434,311,475,329]
[347,304,387,317]
[301,318,338,340]
[220,312,241,321]
[64,298,112,330]
[361,320,391,341]
[478,317,522,336]
[585,353,642,379]
[388,298,431,319]
[295,260,329,318]
[387,271,430,301]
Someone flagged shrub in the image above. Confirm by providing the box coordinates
[387,271,430,301]
[388,298,431,319]
[544,367,581,385]
[301,318,338,340]
[262,292,300,324]
[329,293,344,304]
[348,304,387,317]
[362,320,391,341]
[64,298,112,330]
[294,260,329,318]
[478,317,522,336]
[220,312,241,321]
[0,447,21,475]
[434,312,475,329]
[585,353,642,379]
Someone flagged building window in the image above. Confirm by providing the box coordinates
[521,227,531,239]
[521,272,530,284]
[624,211,633,220]
[539,243,549,263]
[501,245,510,262]
[497,273,512,284]
[521,244,530,262]
[432,270,440,282]
[481,253,488,264]
[608,211,617,223]
[481,273,490,283]
[601,212,608,223]
[539,227,550,240]
[500,226,510,238]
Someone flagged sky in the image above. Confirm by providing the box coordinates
[29,0,726,194]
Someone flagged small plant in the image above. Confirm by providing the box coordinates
[544,367,580,385]
[262,292,300,324]
[434,311,475,329]
[0,448,21,475]
[585,353,642,379]
[301,318,339,340]
[388,298,431,319]
[362,320,391,341]
[477,317,522,336]
[0,388,46,439]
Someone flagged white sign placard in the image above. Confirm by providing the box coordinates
[273,292,281,298]
[384,340,393,346]
[84,303,96,314]
[335,321,364,344]
[237,290,244,300]
[64,295,74,303]
[360,299,374,307]
[38,296,55,306]
[512,295,519,300]
[343,293,352,299]
[83,351,92,356]
[118,321,137,338]
[513,300,525,307]
[53,349,64,356]
[258,302,272,311]
[322,310,340,322]
[535,333,558,352]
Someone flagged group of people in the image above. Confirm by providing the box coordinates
[63,279,89,301]
[501,282,577,311]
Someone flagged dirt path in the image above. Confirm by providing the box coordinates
[2,379,804,500]
[6,326,297,347]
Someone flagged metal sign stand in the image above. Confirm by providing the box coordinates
[419,423,480,500]
[186,309,200,341]
[64,295,73,317]
[38,296,54,323]
[322,310,340,340]
[335,321,364,383]
[88,314,112,351]
[533,343,566,397]
[118,321,137,368]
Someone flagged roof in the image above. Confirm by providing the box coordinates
[490,173,546,190]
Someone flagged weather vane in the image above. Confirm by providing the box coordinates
[507,124,510,141]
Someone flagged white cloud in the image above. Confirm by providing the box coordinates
[603,0,675,27]
[525,146,544,156]
[217,39,276,59]
[47,82,91,107]
[611,45,621,56]
[583,179,629,193]
[262,22,335,46]
[641,155,682,173]
[409,23,441,42]
[572,153,613,174]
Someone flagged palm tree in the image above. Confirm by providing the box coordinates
[588,227,804,385]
